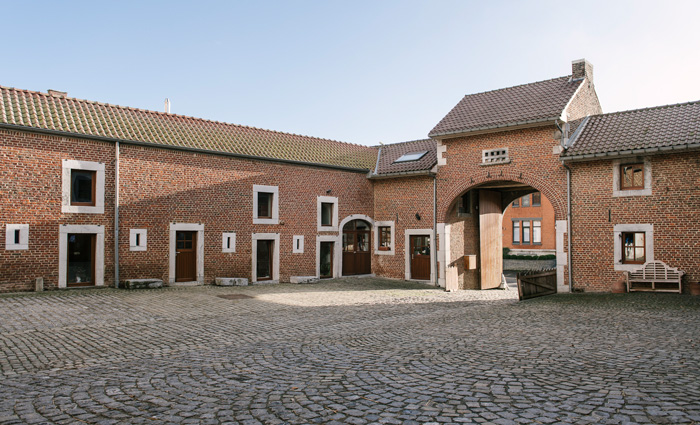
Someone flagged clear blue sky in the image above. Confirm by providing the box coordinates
[2,0,699,146]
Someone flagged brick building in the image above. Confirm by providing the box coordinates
[2,59,699,293]
[502,191,556,253]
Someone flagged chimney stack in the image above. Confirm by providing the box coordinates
[571,59,594,83]
[47,89,67,98]
[164,98,171,113]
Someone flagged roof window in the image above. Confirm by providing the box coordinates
[394,151,428,163]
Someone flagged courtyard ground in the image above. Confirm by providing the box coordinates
[0,278,699,425]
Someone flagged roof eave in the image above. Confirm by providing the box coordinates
[561,142,700,162]
[429,117,560,140]
[367,166,437,180]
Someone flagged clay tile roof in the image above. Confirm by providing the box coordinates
[372,138,437,177]
[429,76,583,137]
[563,101,700,159]
[0,85,378,170]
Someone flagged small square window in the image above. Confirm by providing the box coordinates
[533,221,541,244]
[71,170,96,206]
[521,195,530,207]
[622,232,646,264]
[513,221,520,243]
[5,224,29,250]
[293,235,304,253]
[458,192,471,214]
[378,226,391,251]
[129,229,147,251]
[532,192,541,206]
[222,232,236,253]
[522,221,531,244]
[258,192,273,219]
[321,203,333,226]
[512,198,520,208]
[621,163,644,190]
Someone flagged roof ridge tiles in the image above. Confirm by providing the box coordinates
[592,99,700,117]
[372,138,432,148]
[460,75,572,99]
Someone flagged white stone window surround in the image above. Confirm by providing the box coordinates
[317,196,339,232]
[169,223,204,284]
[613,158,652,197]
[480,148,511,166]
[58,224,105,288]
[251,233,280,283]
[373,220,395,255]
[613,224,654,272]
[129,229,147,251]
[61,159,106,214]
[253,185,279,225]
[222,232,236,253]
[293,235,304,253]
[316,235,340,279]
[404,228,435,282]
[5,224,29,250]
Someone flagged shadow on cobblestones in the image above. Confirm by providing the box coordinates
[1,278,699,424]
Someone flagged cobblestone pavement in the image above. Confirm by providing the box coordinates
[1,278,699,425]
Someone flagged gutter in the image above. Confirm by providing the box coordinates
[433,173,439,287]
[114,142,120,289]
[562,162,573,292]
[0,123,373,174]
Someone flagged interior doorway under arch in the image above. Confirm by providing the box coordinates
[342,219,371,275]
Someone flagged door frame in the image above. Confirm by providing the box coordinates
[251,233,280,283]
[316,235,339,278]
[169,223,204,284]
[58,224,105,288]
[404,229,435,282]
[175,230,197,282]
[338,214,374,276]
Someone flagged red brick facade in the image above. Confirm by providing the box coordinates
[502,192,556,251]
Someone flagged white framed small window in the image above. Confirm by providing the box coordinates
[5,224,29,250]
[61,159,105,214]
[481,148,510,165]
[317,196,339,231]
[373,220,395,255]
[222,232,236,253]
[613,224,654,271]
[253,185,279,224]
[613,158,651,197]
[293,235,304,253]
[129,229,147,251]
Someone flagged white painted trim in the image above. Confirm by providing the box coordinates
[613,224,654,272]
[444,223,458,291]
[561,77,586,122]
[293,235,304,253]
[5,224,29,250]
[404,229,435,282]
[252,184,279,225]
[555,220,569,293]
[316,235,340,278]
[373,220,395,255]
[61,159,105,214]
[612,158,652,197]
[317,196,339,232]
[339,214,374,231]
[222,232,236,253]
[58,224,105,288]
[436,140,447,166]
[169,223,204,284]
[129,229,147,251]
[437,223,446,288]
[252,233,280,283]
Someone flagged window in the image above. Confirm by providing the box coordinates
[5,224,29,250]
[521,195,530,207]
[512,198,520,208]
[62,160,105,214]
[253,185,279,224]
[129,229,147,251]
[620,163,644,190]
[532,192,541,206]
[481,148,510,165]
[321,203,333,226]
[378,226,391,251]
[394,151,428,163]
[293,235,304,253]
[622,232,646,264]
[522,221,531,244]
[222,232,236,253]
[533,221,541,244]
[513,221,520,243]
[458,192,471,215]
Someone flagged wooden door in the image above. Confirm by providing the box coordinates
[342,220,371,275]
[479,190,503,289]
[67,233,95,287]
[410,235,431,280]
[256,240,273,281]
[320,241,334,278]
[175,231,197,282]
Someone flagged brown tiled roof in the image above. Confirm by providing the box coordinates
[562,101,700,159]
[429,76,583,137]
[371,139,437,177]
[0,85,378,170]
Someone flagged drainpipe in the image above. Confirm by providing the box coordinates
[114,141,120,289]
[563,162,573,292]
[433,173,439,287]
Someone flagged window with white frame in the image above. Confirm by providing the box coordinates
[62,160,106,214]
[317,196,338,231]
[533,220,542,244]
[253,185,279,224]
[222,232,236,253]
[374,221,395,255]
[129,229,147,251]
[613,224,654,271]
[5,224,29,250]
[613,158,651,197]
[293,235,304,253]
[512,219,541,245]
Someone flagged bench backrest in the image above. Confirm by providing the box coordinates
[628,260,684,281]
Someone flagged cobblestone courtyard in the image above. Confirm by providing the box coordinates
[1,279,699,425]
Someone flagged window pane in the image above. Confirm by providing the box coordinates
[258,192,272,218]
[355,220,370,230]
[71,170,94,204]
[523,221,531,243]
[513,198,519,208]
[521,195,530,207]
[532,192,541,206]
[635,233,645,246]
[635,248,645,262]
[357,233,369,252]
[379,226,391,248]
[513,221,520,243]
[533,221,541,243]
[321,203,333,226]
[624,246,634,261]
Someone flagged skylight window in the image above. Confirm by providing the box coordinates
[393,151,428,163]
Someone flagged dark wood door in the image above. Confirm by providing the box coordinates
[342,220,371,275]
[479,190,503,289]
[410,235,431,280]
[67,233,95,287]
[320,241,334,278]
[256,240,273,281]
[175,231,197,282]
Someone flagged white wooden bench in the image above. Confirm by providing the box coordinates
[626,261,684,293]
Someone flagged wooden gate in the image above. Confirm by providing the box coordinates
[517,270,557,300]
[479,190,503,289]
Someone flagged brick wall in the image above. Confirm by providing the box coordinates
[502,192,556,251]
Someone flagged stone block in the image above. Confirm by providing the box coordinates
[215,277,248,286]
[123,279,163,290]
[290,276,318,284]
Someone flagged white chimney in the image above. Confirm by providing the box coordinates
[164,98,171,113]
